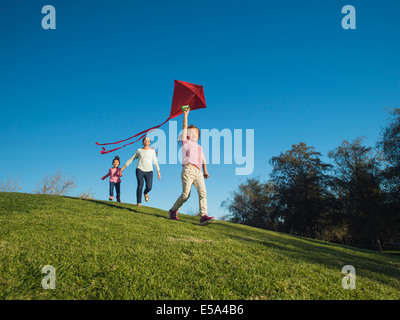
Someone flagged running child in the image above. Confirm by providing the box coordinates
[169,108,216,226]
[101,155,122,202]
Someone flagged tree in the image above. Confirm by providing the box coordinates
[378,108,400,182]
[269,142,332,239]
[328,137,385,251]
[33,169,76,196]
[0,176,22,192]
[377,108,400,243]
[77,189,96,200]
[221,178,279,230]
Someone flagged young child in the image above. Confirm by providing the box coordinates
[169,108,216,226]
[101,155,122,202]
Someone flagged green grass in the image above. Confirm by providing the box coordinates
[1,192,399,300]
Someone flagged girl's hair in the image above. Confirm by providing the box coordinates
[178,124,200,145]
[188,125,200,138]
[113,156,120,165]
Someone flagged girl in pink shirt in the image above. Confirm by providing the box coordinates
[169,108,216,226]
[101,156,122,202]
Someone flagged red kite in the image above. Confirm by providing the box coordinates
[96,80,207,154]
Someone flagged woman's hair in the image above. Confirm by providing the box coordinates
[178,124,200,145]
[142,136,151,144]
[141,136,158,155]
[113,155,120,165]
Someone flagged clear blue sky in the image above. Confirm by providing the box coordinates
[1,0,399,219]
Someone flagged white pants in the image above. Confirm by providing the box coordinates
[171,165,207,216]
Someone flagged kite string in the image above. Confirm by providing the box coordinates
[100,132,148,154]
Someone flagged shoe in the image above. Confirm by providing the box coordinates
[109,196,113,201]
[144,194,149,202]
[169,209,178,220]
[117,197,121,203]
[199,215,216,226]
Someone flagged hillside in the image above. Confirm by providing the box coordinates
[1,192,399,300]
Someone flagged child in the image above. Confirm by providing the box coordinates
[101,155,122,202]
[169,108,216,226]
[120,136,161,207]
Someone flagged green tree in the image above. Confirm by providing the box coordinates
[221,178,279,230]
[270,142,332,239]
[328,137,385,251]
[377,108,400,243]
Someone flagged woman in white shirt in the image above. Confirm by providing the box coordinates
[120,137,161,206]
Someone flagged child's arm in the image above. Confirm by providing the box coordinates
[120,151,138,175]
[202,152,210,179]
[182,108,189,142]
[101,169,111,180]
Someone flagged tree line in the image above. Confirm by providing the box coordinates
[0,169,94,199]
[222,108,400,252]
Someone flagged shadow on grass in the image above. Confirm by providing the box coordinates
[215,222,400,289]
[60,196,203,226]
[79,198,171,220]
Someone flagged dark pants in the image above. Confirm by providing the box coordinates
[109,182,121,198]
[136,168,153,204]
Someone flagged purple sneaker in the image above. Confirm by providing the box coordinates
[169,209,178,221]
[199,215,216,226]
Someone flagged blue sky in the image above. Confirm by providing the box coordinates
[1,0,399,219]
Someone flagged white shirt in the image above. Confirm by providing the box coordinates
[125,148,160,172]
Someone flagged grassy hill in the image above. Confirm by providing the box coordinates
[1,192,399,300]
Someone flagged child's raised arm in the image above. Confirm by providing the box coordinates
[182,108,189,142]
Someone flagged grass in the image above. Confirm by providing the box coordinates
[1,192,400,300]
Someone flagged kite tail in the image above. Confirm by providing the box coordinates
[97,117,171,154]
[100,132,149,154]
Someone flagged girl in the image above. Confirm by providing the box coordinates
[169,108,216,226]
[101,155,122,202]
[120,136,161,207]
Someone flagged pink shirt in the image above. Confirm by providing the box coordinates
[182,139,204,171]
[103,167,122,183]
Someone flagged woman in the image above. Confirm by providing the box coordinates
[120,137,161,206]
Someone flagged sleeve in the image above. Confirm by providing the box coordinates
[153,150,160,172]
[103,169,111,179]
[125,150,139,167]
